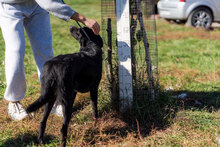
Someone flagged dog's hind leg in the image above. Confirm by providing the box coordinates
[60,92,76,147]
[38,99,56,144]
[90,88,98,119]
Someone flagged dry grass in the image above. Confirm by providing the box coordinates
[157,20,220,41]
[159,66,220,89]
[158,30,220,41]
[0,97,141,146]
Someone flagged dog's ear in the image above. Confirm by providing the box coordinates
[70,26,82,41]
[82,27,103,48]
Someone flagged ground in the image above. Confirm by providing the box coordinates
[0,0,219,146]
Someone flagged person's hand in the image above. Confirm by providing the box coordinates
[83,18,100,35]
[71,12,100,35]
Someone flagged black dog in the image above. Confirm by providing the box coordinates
[26,26,103,147]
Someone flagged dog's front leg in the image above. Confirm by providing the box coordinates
[90,89,98,120]
[38,99,55,144]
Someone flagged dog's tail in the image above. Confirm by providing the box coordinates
[26,61,57,113]
[26,79,56,113]
[26,95,52,113]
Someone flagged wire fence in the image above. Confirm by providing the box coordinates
[101,0,159,106]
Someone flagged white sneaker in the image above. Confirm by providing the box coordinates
[51,103,63,117]
[8,102,28,121]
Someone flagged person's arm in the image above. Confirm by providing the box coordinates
[35,0,74,21]
[35,0,100,34]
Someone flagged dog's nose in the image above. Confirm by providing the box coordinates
[70,26,74,32]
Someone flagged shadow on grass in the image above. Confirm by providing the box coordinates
[72,97,91,115]
[2,90,219,146]
[170,90,220,111]
[88,89,220,143]
[128,90,219,135]
[1,131,57,147]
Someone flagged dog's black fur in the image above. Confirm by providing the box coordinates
[26,26,103,147]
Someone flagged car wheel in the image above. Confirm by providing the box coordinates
[186,7,213,28]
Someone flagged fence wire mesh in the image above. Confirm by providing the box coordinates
[101,0,159,104]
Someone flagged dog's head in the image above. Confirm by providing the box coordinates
[70,26,103,48]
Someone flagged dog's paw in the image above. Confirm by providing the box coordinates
[37,138,43,145]
[93,117,99,127]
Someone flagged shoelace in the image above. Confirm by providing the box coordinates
[14,103,25,113]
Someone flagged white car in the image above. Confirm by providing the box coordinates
[157,0,220,28]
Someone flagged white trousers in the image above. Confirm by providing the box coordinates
[0,1,54,102]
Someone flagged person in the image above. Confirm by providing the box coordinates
[0,0,100,121]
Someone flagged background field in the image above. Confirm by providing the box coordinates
[0,0,219,146]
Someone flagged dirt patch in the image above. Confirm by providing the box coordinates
[157,20,220,40]
[159,67,220,89]
[160,67,200,80]
[158,31,220,41]
[195,71,220,84]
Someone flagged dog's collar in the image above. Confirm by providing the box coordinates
[76,21,91,41]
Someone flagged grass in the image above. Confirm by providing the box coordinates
[0,0,220,146]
